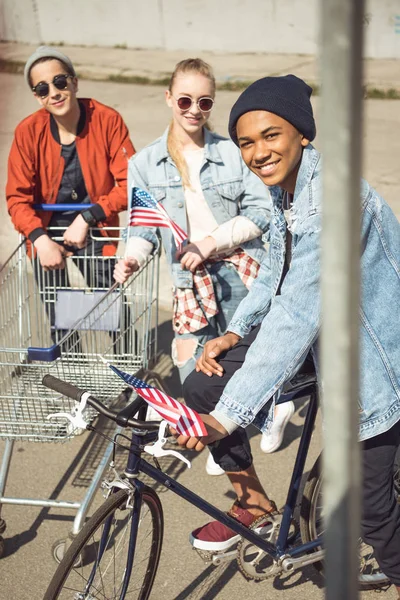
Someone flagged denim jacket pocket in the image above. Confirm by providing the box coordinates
[212,179,244,218]
[148,187,167,204]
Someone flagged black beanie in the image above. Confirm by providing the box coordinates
[229,74,316,146]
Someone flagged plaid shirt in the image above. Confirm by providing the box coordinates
[172,249,260,334]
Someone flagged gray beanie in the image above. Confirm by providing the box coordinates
[24,46,76,87]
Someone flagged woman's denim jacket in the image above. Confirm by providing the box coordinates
[214,144,400,442]
[126,128,271,288]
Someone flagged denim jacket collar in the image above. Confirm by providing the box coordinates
[294,144,321,200]
[155,126,224,165]
[269,144,321,219]
[268,144,321,211]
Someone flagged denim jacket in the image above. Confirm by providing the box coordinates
[126,127,271,288]
[214,144,400,442]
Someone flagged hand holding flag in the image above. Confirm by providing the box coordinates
[172,412,230,453]
[108,364,207,437]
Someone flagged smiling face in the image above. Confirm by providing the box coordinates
[30,58,78,118]
[165,72,214,136]
[236,111,310,194]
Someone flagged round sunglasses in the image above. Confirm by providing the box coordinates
[32,74,74,98]
[174,95,214,113]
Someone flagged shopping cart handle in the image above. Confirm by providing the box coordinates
[32,204,95,211]
[27,344,62,362]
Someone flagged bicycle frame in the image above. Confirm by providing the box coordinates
[100,380,323,598]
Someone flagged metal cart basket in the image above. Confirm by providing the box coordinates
[0,219,159,554]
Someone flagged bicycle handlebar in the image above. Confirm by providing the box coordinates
[43,374,86,401]
[42,374,160,431]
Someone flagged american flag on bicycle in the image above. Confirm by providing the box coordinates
[108,364,207,437]
[129,187,188,250]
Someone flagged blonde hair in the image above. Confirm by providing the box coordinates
[167,59,216,189]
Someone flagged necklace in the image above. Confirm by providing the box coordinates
[62,143,80,201]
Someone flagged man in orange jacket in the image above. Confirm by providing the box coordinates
[6,46,135,343]
[7,45,135,268]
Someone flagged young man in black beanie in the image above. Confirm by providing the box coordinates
[174,75,400,594]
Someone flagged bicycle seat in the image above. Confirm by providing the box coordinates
[277,372,317,404]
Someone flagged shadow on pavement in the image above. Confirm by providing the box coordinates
[272,564,324,591]
[175,560,238,600]
[173,553,324,599]
[2,427,97,558]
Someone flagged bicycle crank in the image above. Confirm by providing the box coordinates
[237,513,295,580]
[194,547,238,566]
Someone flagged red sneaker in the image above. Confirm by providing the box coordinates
[190,499,278,551]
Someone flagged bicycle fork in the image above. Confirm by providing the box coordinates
[83,441,144,600]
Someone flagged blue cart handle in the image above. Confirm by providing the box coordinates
[32,204,95,211]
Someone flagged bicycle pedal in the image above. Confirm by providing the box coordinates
[194,547,237,566]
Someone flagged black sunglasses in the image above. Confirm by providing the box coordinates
[174,95,214,113]
[32,74,74,98]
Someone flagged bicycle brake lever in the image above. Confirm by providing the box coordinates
[47,392,90,430]
[144,420,191,469]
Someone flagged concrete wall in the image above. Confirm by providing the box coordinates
[1,0,400,58]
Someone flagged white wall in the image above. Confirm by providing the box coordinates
[1,0,399,59]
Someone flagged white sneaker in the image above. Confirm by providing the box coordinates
[260,400,295,454]
[205,452,225,476]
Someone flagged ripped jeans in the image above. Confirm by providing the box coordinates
[172,261,249,384]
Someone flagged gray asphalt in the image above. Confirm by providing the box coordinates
[0,73,399,599]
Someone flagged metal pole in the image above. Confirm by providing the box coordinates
[320,1,364,599]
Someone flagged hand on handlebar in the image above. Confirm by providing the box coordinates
[34,235,73,271]
[63,214,89,249]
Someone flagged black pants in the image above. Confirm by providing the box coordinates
[184,324,314,471]
[184,329,400,585]
[183,325,262,472]
[362,420,400,585]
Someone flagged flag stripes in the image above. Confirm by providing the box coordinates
[108,364,207,437]
[129,187,188,249]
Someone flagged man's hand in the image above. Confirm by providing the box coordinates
[177,236,217,272]
[34,235,72,271]
[113,257,140,284]
[196,332,241,377]
[172,414,229,452]
[63,214,89,249]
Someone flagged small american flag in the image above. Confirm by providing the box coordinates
[129,187,188,250]
[109,364,207,437]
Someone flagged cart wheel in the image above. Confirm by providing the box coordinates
[0,518,6,535]
[0,536,5,559]
[52,538,83,568]
[52,538,67,564]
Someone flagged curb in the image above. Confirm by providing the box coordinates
[1,58,399,99]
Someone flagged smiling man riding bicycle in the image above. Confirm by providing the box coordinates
[175,75,400,597]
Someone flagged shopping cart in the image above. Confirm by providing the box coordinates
[0,206,160,558]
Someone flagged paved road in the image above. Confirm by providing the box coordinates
[0,73,399,599]
[2,41,400,94]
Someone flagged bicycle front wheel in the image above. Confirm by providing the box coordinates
[44,487,163,600]
[300,457,391,590]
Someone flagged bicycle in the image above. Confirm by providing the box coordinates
[42,371,395,599]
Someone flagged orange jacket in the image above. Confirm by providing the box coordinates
[6,98,135,255]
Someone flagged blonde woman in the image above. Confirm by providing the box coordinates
[114,59,292,470]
